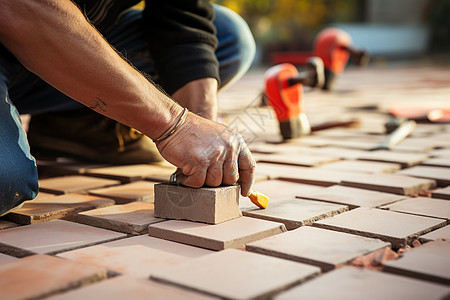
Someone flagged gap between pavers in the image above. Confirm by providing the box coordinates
[0,220,126,257]
[0,254,107,300]
[150,248,321,300]
[67,202,165,235]
[2,194,115,225]
[242,198,348,230]
[383,239,450,285]
[381,197,450,221]
[57,235,213,279]
[420,225,450,243]
[148,217,287,251]
[44,275,217,300]
[313,207,446,249]
[273,266,450,300]
[432,185,450,200]
[246,226,390,272]
[397,165,450,187]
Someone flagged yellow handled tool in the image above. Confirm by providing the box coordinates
[248,191,269,209]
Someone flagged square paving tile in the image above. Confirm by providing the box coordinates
[432,186,450,200]
[313,207,446,248]
[298,185,406,209]
[0,220,126,256]
[274,266,450,300]
[3,194,115,225]
[340,173,436,195]
[68,202,164,235]
[85,163,176,183]
[247,226,390,272]
[397,166,450,187]
[355,150,429,168]
[45,275,217,300]
[89,181,158,204]
[58,235,212,279]
[255,153,340,167]
[420,225,450,243]
[242,198,348,230]
[384,239,450,285]
[316,160,401,174]
[422,157,450,168]
[381,197,450,221]
[0,254,107,300]
[38,175,121,194]
[148,217,287,250]
[151,249,321,300]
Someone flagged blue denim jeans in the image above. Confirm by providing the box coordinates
[0,5,255,215]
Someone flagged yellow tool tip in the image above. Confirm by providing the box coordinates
[249,191,269,209]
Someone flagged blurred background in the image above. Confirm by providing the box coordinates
[214,0,450,66]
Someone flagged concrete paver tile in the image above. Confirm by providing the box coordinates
[383,239,450,285]
[341,173,436,195]
[381,197,450,221]
[432,186,450,200]
[242,198,348,230]
[0,252,16,264]
[422,157,450,168]
[0,254,107,300]
[148,217,286,251]
[420,225,450,243]
[313,207,446,248]
[355,150,429,168]
[0,220,126,256]
[68,202,164,235]
[58,235,212,278]
[36,160,108,176]
[45,275,217,300]
[0,220,19,230]
[85,163,176,183]
[89,180,158,204]
[397,166,450,187]
[274,266,450,300]
[298,185,406,209]
[154,183,241,224]
[239,180,324,210]
[38,175,121,195]
[151,249,321,300]
[247,226,390,272]
[316,160,401,174]
[429,148,450,158]
[3,194,115,225]
[255,153,340,167]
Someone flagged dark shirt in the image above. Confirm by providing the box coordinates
[74,0,219,94]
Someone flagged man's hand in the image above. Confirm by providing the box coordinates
[171,78,218,120]
[156,111,255,197]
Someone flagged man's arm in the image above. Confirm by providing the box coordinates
[0,0,255,195]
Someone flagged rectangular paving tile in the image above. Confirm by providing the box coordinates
[381,197,450,221]
[255,153,340,167]
[242,198,348,230]
[432,185,450,200]
[313,207,446,248]
[58,235,212,279]
[341,173,436,195]
[89,181,158,204]
[422,157,450,168]
[355,150,429,167]
[397,165,450,187]
[68,202,164,235]
[420,225,450,243]
[3,194,115,225]
[151,249,321,300]
[148,217,287,251]
[298,185,406,209]
[247,226,390,272]
[45,275,216,300]
[38,175,121,194]
[316,160,401,174]
[85,163,176,183]
[429,148,450,158]
[384,239,450,285]
[0,254,107,300]
[274,266,450,300]
[37,160,108,176]
[239,180,324,211]
[0,220,126,256]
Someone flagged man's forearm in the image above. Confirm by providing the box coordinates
[0,0,181,139]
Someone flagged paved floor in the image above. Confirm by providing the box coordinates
[1,59,450,299]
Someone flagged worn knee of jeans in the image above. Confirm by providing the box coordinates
[214,5,256,90]
[0,81,38,216]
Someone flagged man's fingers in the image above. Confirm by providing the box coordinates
[205,163,223,187]
[237,146,256,197]
[223,153,239,186]
[176,168,207,188]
